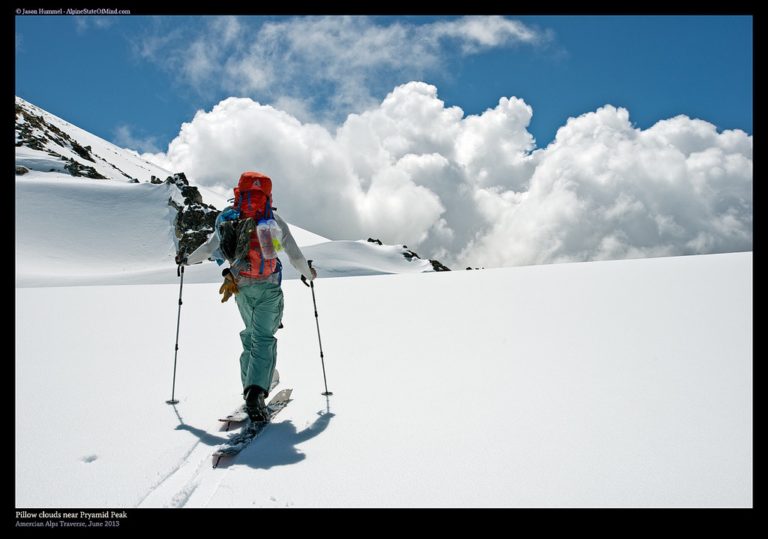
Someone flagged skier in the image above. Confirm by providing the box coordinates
[177,171,316,422]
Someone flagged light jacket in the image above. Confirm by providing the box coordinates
[184,211,314,283]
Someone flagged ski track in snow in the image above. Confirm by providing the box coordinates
[136,438,221,508]
[136,417,254,508]
[17,252,753,507]
[134,441,201,507]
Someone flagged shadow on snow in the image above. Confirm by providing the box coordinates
[174,407,335,470]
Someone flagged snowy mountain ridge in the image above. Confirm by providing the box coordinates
[15,97,439,286]
[15,96,171,183]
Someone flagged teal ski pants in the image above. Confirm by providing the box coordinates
[234,281,284,393]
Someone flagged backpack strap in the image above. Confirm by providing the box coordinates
[257,196,270,275]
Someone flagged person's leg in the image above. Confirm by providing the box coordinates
[235,282,284,395]
[235,289,255,389]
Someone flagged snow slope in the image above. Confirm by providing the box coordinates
[15,171,380,287]
[16,252,752,508]
[15,170,429,287]
[16,172,432,287]
[15,97,432,287]
[16,96,172,183]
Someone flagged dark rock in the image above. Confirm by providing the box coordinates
[399,246,450,271]
[430,260,451,271]
[17,105,95,163]
[70,139,95,162]
[15,107,49,151]
[164,172,220,259]
[403,249,422,261]
[165,173,189,186]
[64,158,107,179]
[16,166,29,175]
[163,174,201,205]
[174,204,218,258]
[180,185,203,205]
[150,175,163,184]
[367,238,383,245]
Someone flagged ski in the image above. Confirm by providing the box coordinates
[219,374,281,430]
[212,388,293,468]
[219,405,248,429]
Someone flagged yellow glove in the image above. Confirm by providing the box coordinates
[219,271,239,303]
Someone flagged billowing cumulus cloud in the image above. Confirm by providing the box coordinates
[465,108,753,267]
[145,82,752,269]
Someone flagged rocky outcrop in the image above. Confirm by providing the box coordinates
[401,245,451,271]
[430,260,451,272]
[64,157,107,179]
[366,239,451,271]
[15,104,49,151]
[15,103,97,163]
[165,173,219,259]
[168,173,204,205]
[70,142,95,163]
[402,247,421,261]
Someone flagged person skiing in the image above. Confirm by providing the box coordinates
[177,171,316,422]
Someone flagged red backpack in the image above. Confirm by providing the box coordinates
[233,171,279,279]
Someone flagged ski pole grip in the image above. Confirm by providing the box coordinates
[301,260,314,287]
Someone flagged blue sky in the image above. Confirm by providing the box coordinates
[15,15,752,153]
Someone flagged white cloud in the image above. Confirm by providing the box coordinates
[137,16,549,121]
[430,15,548,52]
[145,83,753,269]
[113,125,161,154]
[74,16,115,34]
[134,25,180,62]
[464,105,752,267]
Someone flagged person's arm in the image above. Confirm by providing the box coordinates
[178,228,220,265]
[274,213,315,280]
[179,206,241,265]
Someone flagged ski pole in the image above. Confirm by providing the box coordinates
[302,260,332,396]
[167,262,185,404]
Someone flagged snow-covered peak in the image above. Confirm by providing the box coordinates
[15,97,438,287]
[16,96,174,183]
